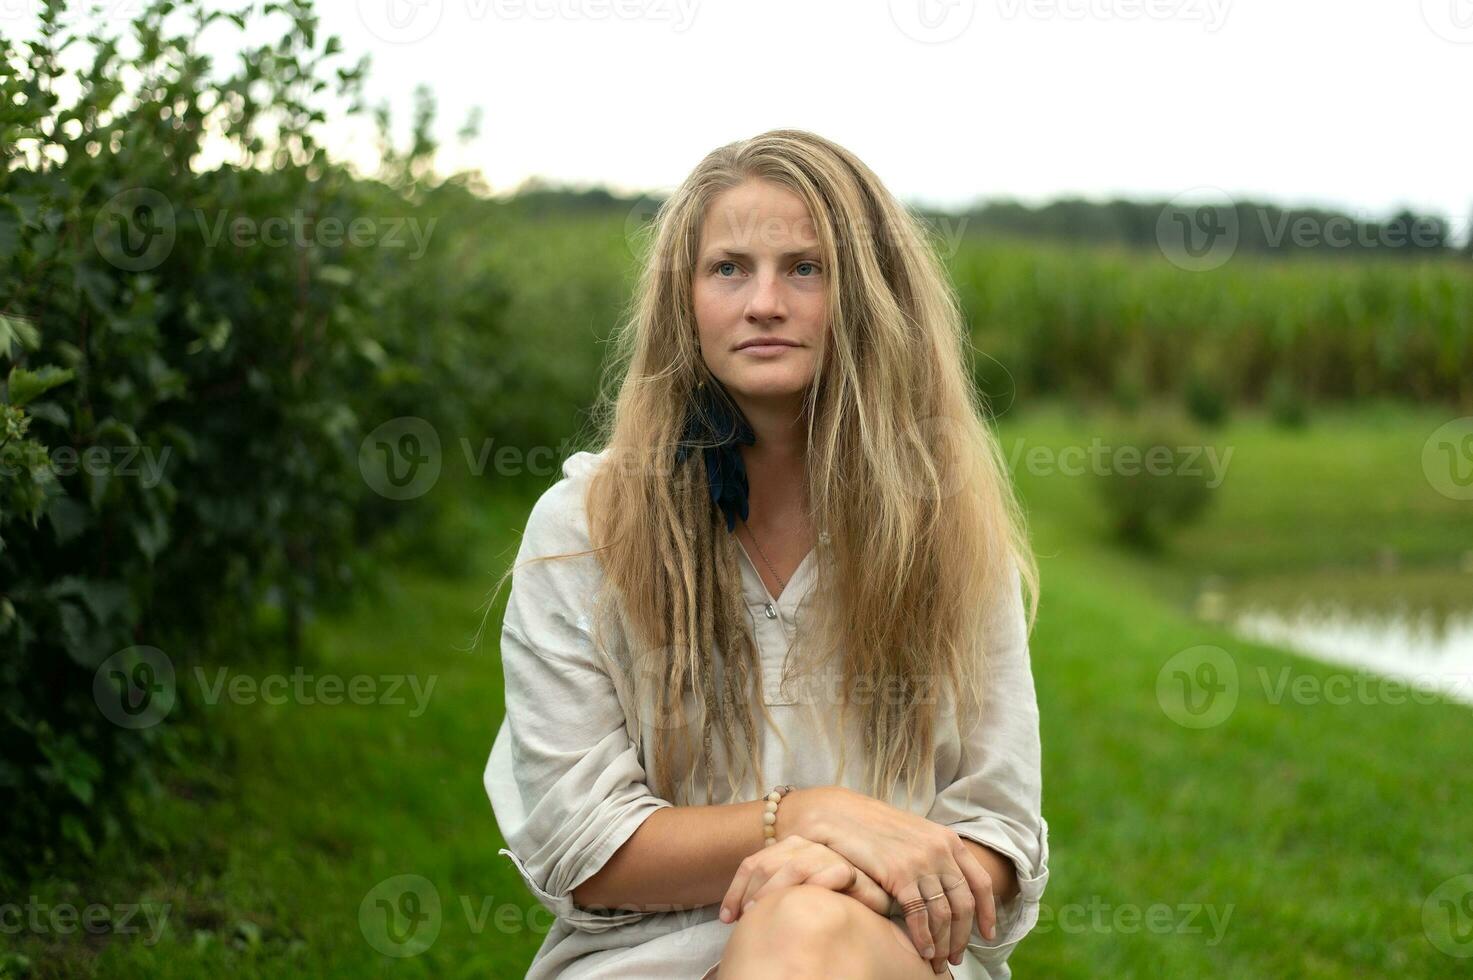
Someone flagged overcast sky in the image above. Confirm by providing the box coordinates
[16,0,1473,231]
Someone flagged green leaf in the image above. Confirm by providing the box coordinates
[8,365,75,407]
[131,507,171,562]
[0,313,40,362]
[316,264,353,286]
[24,400,69,429]
[46,494,90,544]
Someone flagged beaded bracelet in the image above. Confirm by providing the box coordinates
[762,784,797,846]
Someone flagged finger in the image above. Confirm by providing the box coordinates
[896,879,937,962]
[939,871,974,966]
[918,872,951,974]
[720,855,759,923]
[732,860,775,921]
[799,858,857,896]
[951,835,997,944]
[746,858,816,908]
[846,865,893,917]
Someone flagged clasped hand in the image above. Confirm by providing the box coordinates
[718,787,997,975]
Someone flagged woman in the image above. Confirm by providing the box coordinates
[483,129,1048,979]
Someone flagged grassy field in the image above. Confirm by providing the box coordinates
[6,405,1471,978]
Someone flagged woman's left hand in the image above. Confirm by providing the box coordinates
[719,834,892,922]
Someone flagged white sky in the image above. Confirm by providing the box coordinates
[11,0,1473,231]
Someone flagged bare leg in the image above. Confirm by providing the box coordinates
[716,884,953,980]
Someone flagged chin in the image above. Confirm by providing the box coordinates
[729,378,811,402]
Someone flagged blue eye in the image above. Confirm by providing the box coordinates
[715,261,737,276]
[794,261,819,276]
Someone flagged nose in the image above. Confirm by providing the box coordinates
[744,267,786,324]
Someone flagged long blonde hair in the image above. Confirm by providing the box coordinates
[489,128,1038,809]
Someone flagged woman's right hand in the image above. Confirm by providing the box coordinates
[719,834,894,922]
[781,785,996,974]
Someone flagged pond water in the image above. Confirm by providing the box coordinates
[1194,563,1473,706]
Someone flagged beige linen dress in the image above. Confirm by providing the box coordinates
[484,449,1051,978]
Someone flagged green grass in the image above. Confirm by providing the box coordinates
[6,406,1472,977]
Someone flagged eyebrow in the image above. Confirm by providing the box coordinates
[701,247,822,263]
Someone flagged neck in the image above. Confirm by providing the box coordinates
[732,394,809,527]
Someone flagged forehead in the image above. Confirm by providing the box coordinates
[699,178,822,252]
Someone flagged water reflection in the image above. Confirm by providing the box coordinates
[1194,566,1473,706]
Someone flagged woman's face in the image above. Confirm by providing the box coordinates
[691,178,826,411]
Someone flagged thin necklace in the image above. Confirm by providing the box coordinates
[739,516,787,594]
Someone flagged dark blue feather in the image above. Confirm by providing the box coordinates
[675,383,756,533]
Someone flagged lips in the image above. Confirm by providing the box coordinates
[736,337,799,350]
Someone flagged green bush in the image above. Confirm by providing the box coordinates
[0,0,509,871]
[1092,414,1217,551]
[1266,370,1309,428]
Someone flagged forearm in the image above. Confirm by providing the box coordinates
[570,798,770,914]
[959,838,1019,904]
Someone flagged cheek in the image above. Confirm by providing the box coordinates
[694,284,737,331]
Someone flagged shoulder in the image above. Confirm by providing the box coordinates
[519,447,612,559]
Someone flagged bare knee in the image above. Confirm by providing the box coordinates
[737,884,859,955]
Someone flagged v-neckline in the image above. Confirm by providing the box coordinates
[734,536,817,611]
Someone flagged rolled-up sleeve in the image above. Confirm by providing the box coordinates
[484,477,673,932]
[926,557,1050,972]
